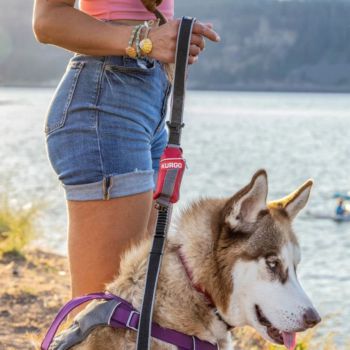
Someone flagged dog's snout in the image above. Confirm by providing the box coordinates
[303,308,321,328]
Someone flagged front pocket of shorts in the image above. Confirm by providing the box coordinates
[105,57,156,75]
[45,61,85,135]
[155,81,172,134]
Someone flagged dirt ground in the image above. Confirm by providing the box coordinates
[0,249,70,350]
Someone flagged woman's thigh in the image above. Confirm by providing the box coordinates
[67,191,154,297]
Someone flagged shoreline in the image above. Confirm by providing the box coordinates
[1,84,350,94]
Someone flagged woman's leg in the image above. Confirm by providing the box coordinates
[68,190,157,297]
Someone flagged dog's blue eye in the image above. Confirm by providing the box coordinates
[266,258,279,271]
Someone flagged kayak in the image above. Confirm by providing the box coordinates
[333,192,350,200]
[306,210,350,222]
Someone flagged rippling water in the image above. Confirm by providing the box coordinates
[0,87,349,343]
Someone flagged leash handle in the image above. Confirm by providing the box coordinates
[136,16,196,350]
[168,16,196,146]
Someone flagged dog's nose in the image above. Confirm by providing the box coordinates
[303,308,321,328]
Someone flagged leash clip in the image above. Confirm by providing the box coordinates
[166,121,185,132]
[154,202,169,212]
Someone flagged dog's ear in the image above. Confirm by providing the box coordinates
[268,179,313,219]
[224,169,268,227]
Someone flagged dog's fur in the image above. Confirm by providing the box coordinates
[72,170,320,350]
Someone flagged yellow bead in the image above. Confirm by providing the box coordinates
[126,46,137,58]
[140,38,153,54]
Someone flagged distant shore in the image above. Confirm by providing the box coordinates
[1,83,350,94]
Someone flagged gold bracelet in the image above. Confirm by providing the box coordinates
[139,24,153,56]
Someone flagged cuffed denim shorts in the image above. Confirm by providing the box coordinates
[45,53,172,201]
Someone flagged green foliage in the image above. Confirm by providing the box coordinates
[0,195,38,257]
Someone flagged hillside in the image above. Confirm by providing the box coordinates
[1,0,350,91]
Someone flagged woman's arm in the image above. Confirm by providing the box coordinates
[33,0,133,56]
[33,0,220,63]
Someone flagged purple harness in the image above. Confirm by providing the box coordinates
[41,292,218,350]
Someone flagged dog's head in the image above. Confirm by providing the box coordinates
[206,170,321,349]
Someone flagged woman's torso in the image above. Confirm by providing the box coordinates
[79,0,174,21]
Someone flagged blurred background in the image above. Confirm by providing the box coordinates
[1,0,350,349]
[1,0,350,91]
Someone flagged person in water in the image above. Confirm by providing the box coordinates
[336,198,347,216]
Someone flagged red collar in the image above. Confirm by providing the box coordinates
[177,248,235,330]
[177,248,215,307]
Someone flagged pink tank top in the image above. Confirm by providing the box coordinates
[80,0,174,21]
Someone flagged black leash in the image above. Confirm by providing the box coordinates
[136,16,196,350]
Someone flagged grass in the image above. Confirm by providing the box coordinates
[0,194,39,258]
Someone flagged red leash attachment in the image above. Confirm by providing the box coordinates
[153,146,186,204]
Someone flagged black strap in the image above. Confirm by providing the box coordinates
[136,206,170,350]
[167,17,195,146]
[136,16,196,350]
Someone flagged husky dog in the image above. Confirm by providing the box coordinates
[72,170,321,350]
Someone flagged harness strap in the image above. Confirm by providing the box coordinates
[110,306,217,350]
[41,293,119,350]
[48,299,123,350]
[41,293,218,350]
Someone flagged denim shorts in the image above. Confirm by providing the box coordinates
[45,53,172,201]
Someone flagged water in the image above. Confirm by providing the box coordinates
[1,87,349,343]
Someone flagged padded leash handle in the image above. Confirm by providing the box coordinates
[136,16,196,350]
[167,16,195,147]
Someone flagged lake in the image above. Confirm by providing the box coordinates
[0,87,349,344]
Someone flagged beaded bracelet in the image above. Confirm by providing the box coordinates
[125,24,142,58]
[135,24,146,58]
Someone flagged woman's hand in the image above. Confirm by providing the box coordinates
[148,19,220,64]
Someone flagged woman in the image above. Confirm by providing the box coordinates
[32,0,220,301]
